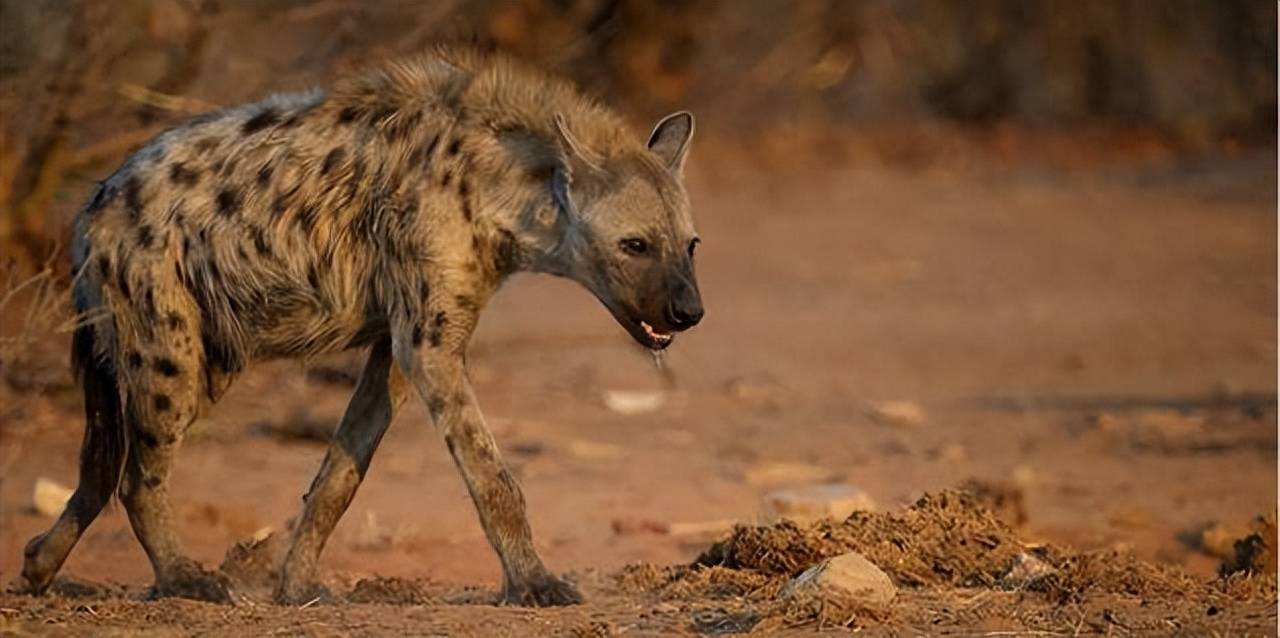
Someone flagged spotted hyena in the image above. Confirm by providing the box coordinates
[18,45,702,606]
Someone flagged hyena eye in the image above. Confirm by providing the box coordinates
[688,238,700,258]
[619,237,649,256]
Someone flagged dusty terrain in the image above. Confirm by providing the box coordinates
[1,144,1276,635]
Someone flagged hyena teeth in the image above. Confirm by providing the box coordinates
[641,321,672,342]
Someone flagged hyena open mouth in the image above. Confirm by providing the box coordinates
[640,320,673,349]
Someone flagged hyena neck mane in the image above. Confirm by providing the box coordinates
[326,45,643,286]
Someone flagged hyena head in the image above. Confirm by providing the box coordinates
[550,111,702,351]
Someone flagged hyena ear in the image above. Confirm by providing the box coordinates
[551,114,601,220]
[553,114,603,174]
[647,111,694,175]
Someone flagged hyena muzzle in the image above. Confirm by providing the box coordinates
[16,45,702,606]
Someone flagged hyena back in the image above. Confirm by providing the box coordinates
[19,45,703,606]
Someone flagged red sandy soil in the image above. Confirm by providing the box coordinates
[1,147,1276,634]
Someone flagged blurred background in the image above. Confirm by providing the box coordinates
[0,0,1276,624]
[1,0,1275,263]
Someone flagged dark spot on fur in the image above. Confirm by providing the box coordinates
[195,137,218,153]
[368,106,395,126]
[144,475,162,489]
[86,183,113,213]
[251,226,271,256]
[527,165,555,183]
[216,189,240,217]
[154,358,180,377]
[137,225,154,249]
[153,394,172,412]
[454,294,479,314]
[307,264,320,290]
[402,193,420,219]
[428,311,446,347]
[128,351,143,369]
[447,139,461,155]
[169,162,199,187]
[144,288,156,318]
[242,108,280,134]
[427,396,445,418]
[494,230,523,274]
[295,204,318,234]
[412,322,425,346]
[321,147,346,175]
[97,255,111,276]
[256,164,274,186]
[441,171,452,187]
[167,312,185,330]
[271,195,289,218]
[116,268,132,300]
[137,429,160,449]
[419,279,430,302]
[337,106,360,123]
[418,135,439,168]
[124,176,143,223]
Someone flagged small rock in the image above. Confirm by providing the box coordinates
[939,443,967,463]
[1200,523,1248,560]
[782,552,896,609]
[745,462,837,487]
[568,439,626,460]
[724,375,788,411]
[762,484,877,524]
[960,478,1027,526]
[602,390,666,415]
[611,518,670,535]
[1219,513,1278,577]
[865,401,925,427]
[1011,465,1037,488]
[1002,552,1057,587]
[32,477,73,517]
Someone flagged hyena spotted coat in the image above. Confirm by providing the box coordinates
[19,45,703,606]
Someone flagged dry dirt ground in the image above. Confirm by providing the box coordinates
[0,145,1276,635]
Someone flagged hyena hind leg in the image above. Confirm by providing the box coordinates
[117,319,232,603]
[17,326,125,595]
[276,337,408,604]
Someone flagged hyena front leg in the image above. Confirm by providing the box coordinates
[276,337,408,604]
[396,314,582,607]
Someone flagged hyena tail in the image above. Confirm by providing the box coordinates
[70,242,128,499]
[70,323,128,497]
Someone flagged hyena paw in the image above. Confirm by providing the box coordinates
[274,579,336,606]
[9,573,49,596]
[149,561,233,604]
[503,572,583,607]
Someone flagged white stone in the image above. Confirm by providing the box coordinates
[783,552,896,608]
[762,483,876,523]
[32,477,73,518]
[1002,552,1057,586]
[744,462,836,487]
[865,401,925,427]
[602,390,666,415]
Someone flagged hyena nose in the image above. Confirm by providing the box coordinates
[666,299,704,330]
